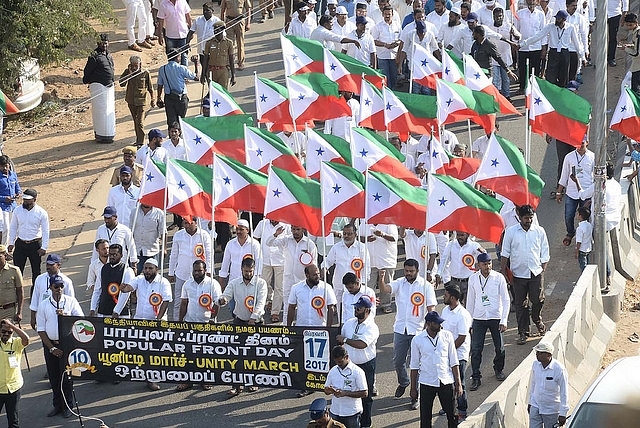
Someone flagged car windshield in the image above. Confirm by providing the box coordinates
[570,402,623,426]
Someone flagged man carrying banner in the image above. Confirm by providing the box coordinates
[90,244,135,319]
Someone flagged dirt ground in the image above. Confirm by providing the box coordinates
[602,278,640,366]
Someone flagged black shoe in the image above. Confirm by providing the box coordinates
[47,408,62,417]
[608,59,617,67]
[372,385,378,396]
[470,379,481,391]
[517,333,527,345]
[62,408,73,418]
[495,371,506,381]
[394,385,407,398]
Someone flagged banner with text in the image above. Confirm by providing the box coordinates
[58,317,339,391]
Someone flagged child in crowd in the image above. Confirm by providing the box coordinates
[575,206,593,272]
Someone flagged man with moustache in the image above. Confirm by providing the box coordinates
[86,239,109,293]
[436,231,486,304]
[323,345,368,427]
[107,166,140,229]
[30,254,75,331]
[92,206,137,271]
[90,244,134,319]
[0,318,29,427]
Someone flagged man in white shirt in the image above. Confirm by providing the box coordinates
[86,239,109,293]
[362,224,397,314]
[566,0,589,81]
[441,284,473,422]
[136,129,169,164]
[323,345,368,426]
[372,6,402,88]
[606,0,628,67]
[107,166,140,230]
[219,219,261,289]
[399,20,439,95]
[179,260,222,324]
[29,254,75,331]
[333,6,358,40]
[379,259,436,409]
[168,217,212,321]
[476,0,505,25]
[186,2,221,78]
[426,0,450,33]
[253,219,287,323]
[323,91,360,142]
[436,231,486,303]
[438,7,466,58]
[515,0,545,92]
[400,228,437,279]
[501,204,549,346]
[409,311,463,428]
[349,2,377,29]
[343,16,377,66]
[528,342,569,428]
[129,204,164,273]
[163,122,187,161]
[288,4,318,37]
[311,15,362,50]
[337,296,379,428]
[467,252,510,391]
[341,272,377,322]
[92,206,138,270]
[489,8,520,99]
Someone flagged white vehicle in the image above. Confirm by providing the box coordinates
[13,58,45,113]
[566,355,640,427]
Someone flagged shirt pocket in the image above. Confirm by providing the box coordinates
[543,376,557,394]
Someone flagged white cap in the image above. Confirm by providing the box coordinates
[327,0,338,4]
[336,5,348,14]
[237,219,250,229]
[307,0,317,4]
[484,0,496,5]
[450,6,461,15]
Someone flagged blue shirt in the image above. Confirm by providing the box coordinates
[402,14,414,29]
[631,150,640,162]
[423,0,453,15]
[338,0,356,17]
[0,171,20,212]
[157,61,196,95]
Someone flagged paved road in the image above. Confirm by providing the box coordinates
[11,3,628,427]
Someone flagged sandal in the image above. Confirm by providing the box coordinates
[271,313,280,323]
[562,235,572,246]
[629,333,639,343]
[535,321,546,336]
[247,386,259,393]
[227,386,243,396]
[201,384,212,391]
[175,383,192,392]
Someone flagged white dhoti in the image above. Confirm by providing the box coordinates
[89,82,116,143]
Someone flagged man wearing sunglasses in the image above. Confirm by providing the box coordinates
[0,318,29,427]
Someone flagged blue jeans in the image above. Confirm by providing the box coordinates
[578,251,590,272]
[492,65,510,98]
[411,80,434,95]
[331,412,361,428]
[393,332,414,387]
[379,59,397,90]
[356,358,376,428]
[165,37,188,66]
[564,196,589,237]
[470,319,505,380]
[457,359,468,414]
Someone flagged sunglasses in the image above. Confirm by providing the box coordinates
[0,330,12,335]
[52,284,64,289]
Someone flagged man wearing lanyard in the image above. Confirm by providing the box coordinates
[90,244,135,319]
[106,166,140,229]
[323,345,368,428]
[0,319,29,427]
[466,253,510,391]
[435,231,486,305]
[92,206,138,272]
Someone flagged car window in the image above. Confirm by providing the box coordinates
[569,402,621,427]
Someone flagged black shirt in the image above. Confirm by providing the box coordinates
[470,38,509,74]
[83,49,115,86]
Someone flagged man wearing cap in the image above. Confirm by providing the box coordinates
[137,129,169,165]
[7,188,50,287]
[438,6,466,58]
[324,345,368,427]
[327,0,339,16]
[119,55,155,147]
[519,10,585,88]
[409,311,463,428]
[219,218,261,289]
[341,272,377,324]
[0,318,29,427]
[288,3,318,37]
[130,203,164,273]
[220,0,251,71]
[436,231,486,304]
[82,34,116,143]
[467,252,510,390]
[120,258,172,390]
[378,259,436,410]
[90,244,134,319]
[501,204,549,346]
[37,276,83,418]
[110,146,144,186]
[93,206,138,270]
[307,397,347,427]
[515,0,546,94]
[29,254,75,331]
[86,239,109,293]
[528,342,569,428]
[201,21,236,90]
[0,155,21,247]
[107,166,140,230]
[441,284,472,422]
[156,49,198,129]
[312,15,362,50]
[0,246,23,324]
[343,15,377,66]
[337,296,379,428]
[333,6,357,38]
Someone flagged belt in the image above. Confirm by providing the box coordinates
[209,65,229,70]
[18,238,41,244]
[451,277,469,283]
[0,302,16,310]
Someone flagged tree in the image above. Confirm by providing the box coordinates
[0,0,114,93]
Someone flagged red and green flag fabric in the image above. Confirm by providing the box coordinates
[244,126,306,177]
[441,49,464,84]
[305,128,352,180]
[320,162,365,231]
[463,53,519,115]
[254,75,314,132]
[181,115,253,165]
[281,35,324,75]
[358,79,386,131]
[427,173,504,244]
[208,81,244,116]
[418,134,480,182]
[435,79,499,134]
[138,157,166,209]
[528,76,591,147]
[323,49,386,94]
[366,170,428,230]
[351,127,421,186]
[411,42,442,90]
[609,87,640,141]
[383,87,439,135]
[474,134,544,208]
[165,159,237,224]
[264,165,323,236]
[286,73,352,122]
[0,89,18,115]
[213,154,267,213]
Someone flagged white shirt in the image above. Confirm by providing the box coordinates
[168,228,213,280]
[221,276,268,321]
[389,276,437,335]
[341,315,379,363]
[558,149,595,200]
[457,24,502,57]
[341,285,377,322]
[437,238,484,279]
[130,206,164,256]
[401,29,439,63]
[605,178,622,231]
[324,98,359,141]
[30,272,75,312]
[322,240,371,286]
[566,12,589,55]
[362,224,398,268]
[575,220,593,253]
[438,23,466,57]
[180,276,222,322]
[90,263,136,314]
[93,223,138,264]
[441,303,472,361]
[324,360,368,416]
[129,274,173,320]
[515,8,546,51]
[287,15,318,38]
[164,138,187,160]
[521,22,584,59]
[607,0,628,18]
[345,30,377,65]
[36,295,84,340]
[219,236,262,281]
[403,231,438,277]
[502,223,550,278]
[371,20,402,59]
[135,144,169,165]
[8,204,50,250]
[264,233,318,288]
[253,220,288,267]
[190,15,221,54]
[425,9,450,33]
[288,279,338,326]
[476,4,506,25]
[86,258,106,291]
[107,185,140,229]
[466,270,510,325]
[275,131,307,158]
[409,329,459,386]
[310,25,346,50]
[332,20,357,42]
[489,22,520,66]
[528,359,570,416]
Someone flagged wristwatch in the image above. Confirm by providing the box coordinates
[49,347,58,354]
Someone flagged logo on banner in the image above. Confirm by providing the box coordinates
[67,348,97,373]
[72,320,96,343]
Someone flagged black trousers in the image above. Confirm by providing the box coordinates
[608,14,621,62]
[163,93,189,130]
[513,273,545,335]
[569,51,579,82]
[356,358,376,428]
[419,382,457,428]
[0,388,20,428]
[517,50,542,90]
[43,344,73,411]
[546,49,570,88]
[13,238,42,287]
[555,140,575,184]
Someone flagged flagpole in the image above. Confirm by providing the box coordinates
[210,157,216,277]
[524,59,531,164]
[161,170,168,277]
[409,34,416,95]
[320,161,328,295]
[467,119,473,148]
